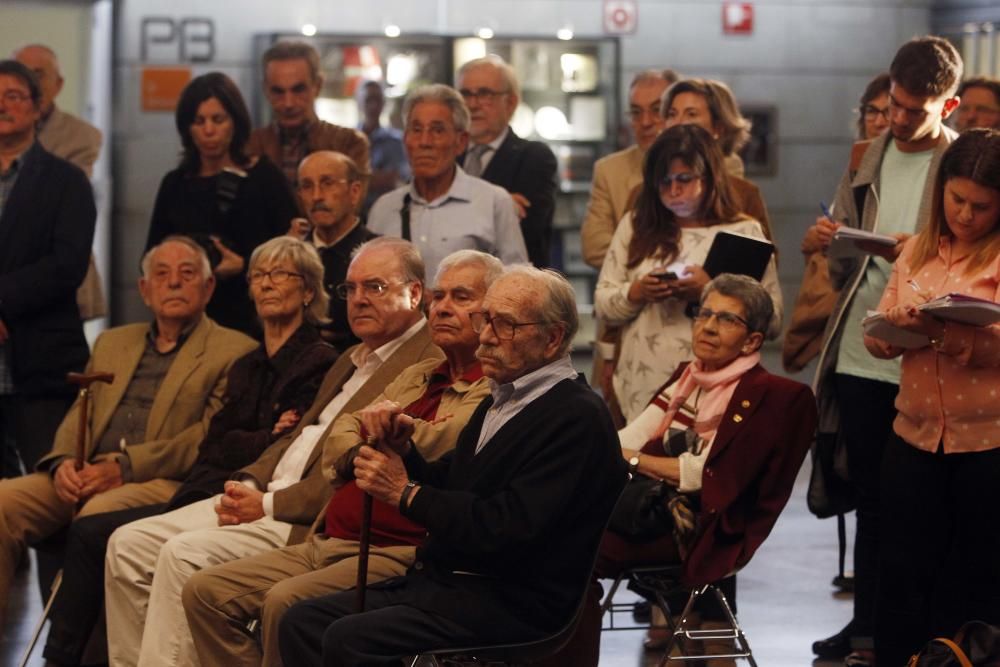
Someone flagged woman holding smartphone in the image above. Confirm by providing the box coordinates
[863,129,1000,665]
[595,125,782,423]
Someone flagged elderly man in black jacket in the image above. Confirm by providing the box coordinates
[279,265,626,667]
[0,60,95,478]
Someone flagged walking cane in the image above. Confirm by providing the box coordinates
[66,371,115,468]
[18,370,114,667]
[355,492,373,612]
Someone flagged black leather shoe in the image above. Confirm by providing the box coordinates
[812,621,854,659]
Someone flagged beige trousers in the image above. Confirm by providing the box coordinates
[0,471,177,628]
[104,496,293,667]
[183,535,415,667]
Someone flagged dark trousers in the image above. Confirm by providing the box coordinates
[835,373,897,645]
[279,580,545,667]
[875,434,1000,666]
[42,504,164,666]
[0,394,74,478]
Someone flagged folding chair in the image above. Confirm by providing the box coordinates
[601,564,757,666]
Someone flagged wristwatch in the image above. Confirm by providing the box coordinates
[628,455,641,475]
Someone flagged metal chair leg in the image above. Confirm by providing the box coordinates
[18,567,63,667]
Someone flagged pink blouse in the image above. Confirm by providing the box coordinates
[865,237,1000,454]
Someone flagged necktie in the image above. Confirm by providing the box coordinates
[464,144,490,177]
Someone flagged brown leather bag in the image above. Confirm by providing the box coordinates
[782,250,839,372]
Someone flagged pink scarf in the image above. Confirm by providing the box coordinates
[653,352,760,443]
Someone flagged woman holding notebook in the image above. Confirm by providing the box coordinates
[863,128,1000,665]
[595,125,782,423]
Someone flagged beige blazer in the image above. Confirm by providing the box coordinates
[238,323,442,544]
[36,317,257,482]
[580,144,645,269]
[38,107,102,179]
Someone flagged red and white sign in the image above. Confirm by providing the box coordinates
[722,2,754,35]
[604,0,637,35]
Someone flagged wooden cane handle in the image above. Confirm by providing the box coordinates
[67,371,115,388]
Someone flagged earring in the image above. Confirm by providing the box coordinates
[304,300,311,307]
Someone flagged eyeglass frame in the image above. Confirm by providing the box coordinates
[692,306,751,331]
[335,279,411,300]
[0,89,32,105]
[469,311,547,340]
[861,104,890,121]
[458,87,509,104]
[247,268,304,285]
[658,172,701,189]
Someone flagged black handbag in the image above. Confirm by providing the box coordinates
[908,621,1000,666]
[608,476,674,540]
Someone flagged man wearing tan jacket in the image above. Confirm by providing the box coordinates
[0,236,256,630]
[104,237,441,667]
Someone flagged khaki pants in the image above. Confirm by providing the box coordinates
[183,535,415,667]
[0,471,177,628]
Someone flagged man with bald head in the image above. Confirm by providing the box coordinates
[292,150,378,352]
[279,265,627,667]
[14,44,102,178]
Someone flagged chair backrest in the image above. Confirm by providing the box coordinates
[419,473,630,664]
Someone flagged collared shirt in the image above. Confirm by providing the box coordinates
[475,355,578,454]
[871,237,1000,454]
[366,165,528,282]
[257,317,426,516]
[311,218,360,250]
[474,125,508,176]
[278,120,312,187]
[0,143,34,395]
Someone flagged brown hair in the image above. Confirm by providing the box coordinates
[661,78,751,155]
[890,36,963,98]
[856,72,890,139]
[909,128,1000,275]
[627,124,741,269]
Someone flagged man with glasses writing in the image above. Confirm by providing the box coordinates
[367,84,528,283]
[278,265,627,667]
[104,237,440,667]
[291,150,378,352]
[0,60,95,479]
[456,56,557,267]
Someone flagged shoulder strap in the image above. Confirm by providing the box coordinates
[400,193,412,241]
[934,638,973,667]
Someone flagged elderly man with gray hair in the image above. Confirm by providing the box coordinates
[0,236,256,630]
[366,83,528,282]
[181,249,503,667]
[279,264,627,667]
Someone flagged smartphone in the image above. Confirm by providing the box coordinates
[650,271,677,282]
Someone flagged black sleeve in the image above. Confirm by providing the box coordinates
[513,141,557,267]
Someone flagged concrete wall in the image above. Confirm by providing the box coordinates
[111,0,931,323]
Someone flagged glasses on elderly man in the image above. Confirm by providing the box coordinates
[469,311,546,340]
[458,88,508,104]
[335,280,408,299]
[692,307,750,331]
[247,269,304,285]
[0,89,31,105]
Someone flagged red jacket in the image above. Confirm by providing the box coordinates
[657,364,817,586]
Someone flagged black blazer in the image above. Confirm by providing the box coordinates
[400,374,627,634]
[0,142,95,395]
[465,128,557,268]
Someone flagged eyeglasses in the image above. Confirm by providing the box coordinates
[692,307,750,331]
[659,172,700,188]
[248,269,304,285]
[335,280,408,299]
[459,88,508,103]
[862,104,890,121]
[0,89,31,105]
[297,176,350,193]
[959,103,1000,117]
[470,311,546,340]
[628,104,662,121]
